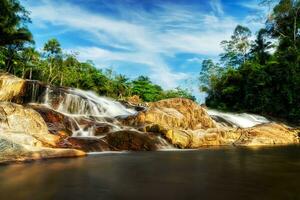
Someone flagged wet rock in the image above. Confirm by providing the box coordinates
[66,137,114,152]
[29,105,79,136]
[75,117,114,136]
[104,130,164,151]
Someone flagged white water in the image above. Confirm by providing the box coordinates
[207,109,270,128]
[28,84,137,137]
[44,88,136,118]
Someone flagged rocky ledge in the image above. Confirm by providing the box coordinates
[0,73,299,163]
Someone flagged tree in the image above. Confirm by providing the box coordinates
[18,47,40,79]
[220,25,252,67]
[0,0,33,73]
[0,0,32,46]
[250,29,274,65]
[43,38,63,84]
[199,59,223,92]
[131,76,163,102]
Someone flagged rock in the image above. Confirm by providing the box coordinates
[234,123,299,146]
[143,121,299,148]
[0,102,85,163]
[121,98,216,130]
[66,137,114,152]
[0,73,25,102]
[75,117,114,136]
[0,136,85,164]
[0,102,59,146]
[104,130,166,151]
[126,95,143,105]
[29,104,79,136]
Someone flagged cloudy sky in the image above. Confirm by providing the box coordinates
[21,0,267,101]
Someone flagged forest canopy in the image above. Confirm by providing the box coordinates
[199,0,300,122]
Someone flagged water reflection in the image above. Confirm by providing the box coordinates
[0,146,299,200]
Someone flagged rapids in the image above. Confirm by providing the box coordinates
[24,80,271,137]
[207,109,270,128]
[25,81,137,137]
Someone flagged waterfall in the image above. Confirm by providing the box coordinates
[26,84,137,137]
[207,109,270,128]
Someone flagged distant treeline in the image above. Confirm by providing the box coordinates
[199,0,300,122]
[0,0,195,102]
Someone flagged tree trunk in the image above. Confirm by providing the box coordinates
[29,68,32,80]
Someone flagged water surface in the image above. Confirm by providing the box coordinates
[0,146,299,200]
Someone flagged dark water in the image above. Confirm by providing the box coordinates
[0,146,300,200]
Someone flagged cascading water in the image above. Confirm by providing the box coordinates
[207,109,270,128]
[25,82,137,137]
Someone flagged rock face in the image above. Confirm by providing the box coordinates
[0,102,85,163]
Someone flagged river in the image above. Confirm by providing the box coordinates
[0,145,299,200]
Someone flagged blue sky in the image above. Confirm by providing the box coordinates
[21,0,268,102]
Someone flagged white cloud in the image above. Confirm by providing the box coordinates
[23,0,264,91]
[210,0,224,16]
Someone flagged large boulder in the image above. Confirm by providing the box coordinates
[0,102,58,146]
[121,98,215,130]
[0,102,85,163]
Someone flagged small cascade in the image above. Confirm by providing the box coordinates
[207,109,270,128]
[24,83,137,137]
[54,89,136,117]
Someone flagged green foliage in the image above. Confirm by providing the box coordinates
[0,0,32,46]
[131,76,163,102]
[203,0,300,122]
